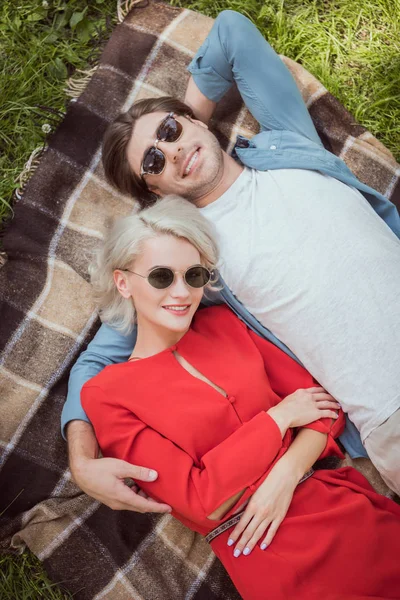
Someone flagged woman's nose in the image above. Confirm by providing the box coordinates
[169,273,190,297]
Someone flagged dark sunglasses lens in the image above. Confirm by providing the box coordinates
[142,147,165,175]
[148,268,174,289]
[185,266,210,288]
[158,115,182,142]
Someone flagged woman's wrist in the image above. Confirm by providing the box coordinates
[267,406,290,438]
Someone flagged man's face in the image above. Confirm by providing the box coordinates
[127,111,224,202]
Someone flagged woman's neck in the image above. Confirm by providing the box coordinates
[130,317,189,360]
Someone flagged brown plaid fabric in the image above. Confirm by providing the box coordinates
[0,2,399,598]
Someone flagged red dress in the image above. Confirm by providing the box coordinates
[82,306,400,600]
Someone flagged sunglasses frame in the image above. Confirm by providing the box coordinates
[140,112,184,179]
[120,264,213,290]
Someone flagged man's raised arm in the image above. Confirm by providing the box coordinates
[62,322,171,514]
[185,10,320,143]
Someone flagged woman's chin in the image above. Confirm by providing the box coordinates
[160,309,194,332]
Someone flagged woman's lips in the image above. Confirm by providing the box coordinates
[162,304,191,316]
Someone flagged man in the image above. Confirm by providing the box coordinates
[62,10,400,527]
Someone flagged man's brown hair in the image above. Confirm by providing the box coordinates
[102,97,195,209]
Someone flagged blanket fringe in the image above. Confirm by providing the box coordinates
[14,145,46,201]
[65,66,98,99]
[117,0,144,23]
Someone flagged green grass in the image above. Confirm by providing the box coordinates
[1,0,399,596]
[0,552,72,599]
[0,0,118,225]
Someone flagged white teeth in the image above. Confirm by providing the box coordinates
[164,306,189,312]
[184,151,198,175]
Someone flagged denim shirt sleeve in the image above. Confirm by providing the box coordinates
[61,322,136,439]
[187,10,320,143]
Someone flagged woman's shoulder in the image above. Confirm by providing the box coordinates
[192,305,247,333]
[82,361,141,397]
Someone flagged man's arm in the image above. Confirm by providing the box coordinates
[63,323,171,514]
[67,420,172,513]
[184,76,216,125]
[186,10,320,143]
[61,322,136,439]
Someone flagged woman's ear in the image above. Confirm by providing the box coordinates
[114,270,132,299]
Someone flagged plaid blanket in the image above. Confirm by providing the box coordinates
[1,1,399,598]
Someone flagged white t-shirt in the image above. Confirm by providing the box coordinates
[200,168,400,441]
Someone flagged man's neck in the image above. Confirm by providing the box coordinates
[195,151,244,208]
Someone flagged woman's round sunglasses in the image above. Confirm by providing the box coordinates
[121,264,212,290]
[140,112,183,179]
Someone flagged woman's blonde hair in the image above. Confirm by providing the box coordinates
[90,195,219,334]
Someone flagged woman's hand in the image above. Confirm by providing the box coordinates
[227,459,299,557]
[268,386,340,436]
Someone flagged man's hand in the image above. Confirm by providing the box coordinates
[227,458,298,557]
[67,420,171,513]
[71,456,172,513]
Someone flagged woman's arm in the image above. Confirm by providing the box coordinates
[219,324,345,556]
[247,328,345,456]
[226,427,327,555]
[82,384,284,525]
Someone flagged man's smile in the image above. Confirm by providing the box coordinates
[182,147,201,177]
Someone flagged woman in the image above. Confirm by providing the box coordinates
[82,196,400,600]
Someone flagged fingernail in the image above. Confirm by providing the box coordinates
[261,543,267,550]
[148,469,158,481]
[243,547,251,556]
[233,549,241,558]
[227,538,234,547]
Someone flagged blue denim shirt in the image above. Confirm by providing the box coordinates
[62,11,400,458]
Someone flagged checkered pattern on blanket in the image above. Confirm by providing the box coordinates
[0,1,399,598]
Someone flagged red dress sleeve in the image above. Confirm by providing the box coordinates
[82,384,283,525]
[247,329,345,459]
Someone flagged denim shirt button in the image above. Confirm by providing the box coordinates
[270,145,277,150]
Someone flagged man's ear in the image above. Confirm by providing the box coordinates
[185,115,209,130]
[147,186,162,197]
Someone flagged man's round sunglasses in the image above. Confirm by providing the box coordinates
[120,265,212,290]
[140,112,183,179]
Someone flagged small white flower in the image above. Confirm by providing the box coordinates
[42,123,51,134]
[42,1,49,8]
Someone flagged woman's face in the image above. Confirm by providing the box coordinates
[115,234,205,337]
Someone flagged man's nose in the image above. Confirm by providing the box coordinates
[158,141,183,165]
